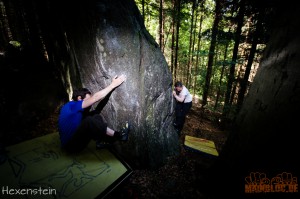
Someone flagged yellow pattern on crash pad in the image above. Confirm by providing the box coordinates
[0,133,132,199]
[184,135,219,156]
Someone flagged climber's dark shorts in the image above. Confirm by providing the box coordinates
[63,114,107,153]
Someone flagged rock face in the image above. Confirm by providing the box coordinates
[0,0,179,169]
[212,2,300,197]
[56,0,180,168]
[203,3,300,198]
[230,2,299,168]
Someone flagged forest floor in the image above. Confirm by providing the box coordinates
[108,102,231,199]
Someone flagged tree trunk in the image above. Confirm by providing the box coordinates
[193,2,203,98]
[202,0,222,106]
[174,0,181,82]
[214,41,229,110]
[170,0,176,75]
[222,0,245,117]
[186,0,196,87]
[159,0,164,52]
[236,10,263,113]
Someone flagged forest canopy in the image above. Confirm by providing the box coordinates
[134,0,273,118]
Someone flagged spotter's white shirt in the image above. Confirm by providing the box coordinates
[180,86,192,103]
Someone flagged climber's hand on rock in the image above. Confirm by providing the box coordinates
[111,74,126,88]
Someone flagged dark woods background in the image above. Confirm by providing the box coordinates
[0,0,299,198]
[0,0,69,144]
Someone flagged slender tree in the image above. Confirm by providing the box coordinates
[159,0,164,51]
[173,0,181,82]
[222,0,245,117]
[236,9,263,113]
[214,40,229,110]
[186,0,196,87]
[192,3,203,98]
[202,0,223,106]
[170,0,176,75]
[189,5,198,88]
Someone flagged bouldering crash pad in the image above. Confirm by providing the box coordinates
[0,133,132,199]
[184,135,219,156]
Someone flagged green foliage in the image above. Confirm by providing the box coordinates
[9,40,21,48]
[134,0,267,113]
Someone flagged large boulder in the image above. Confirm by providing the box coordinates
[56,0,180,168]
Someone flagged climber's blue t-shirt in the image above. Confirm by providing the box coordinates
[58,100,84,146]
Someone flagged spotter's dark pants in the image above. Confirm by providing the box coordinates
[174,101,192,132]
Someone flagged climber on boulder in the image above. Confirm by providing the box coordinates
[58,74,130,153]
